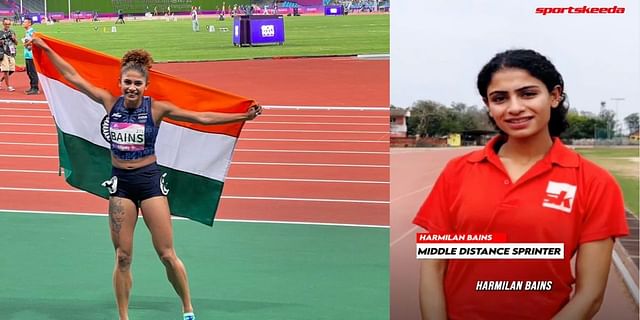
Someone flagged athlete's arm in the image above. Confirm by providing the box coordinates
[552,238,613,320]
[419,259,448,320]
[31,37,115,111]
[156,100,262,125]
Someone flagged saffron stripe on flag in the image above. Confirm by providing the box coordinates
[34,34,255,225]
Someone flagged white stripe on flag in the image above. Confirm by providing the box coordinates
[40,74,237,182]
[40,74,109,148]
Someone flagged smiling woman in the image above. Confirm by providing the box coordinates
[413,49,630,320]
[31,37,262,320]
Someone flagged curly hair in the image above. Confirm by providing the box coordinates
[120,49,154,81]
[476,49,569,137]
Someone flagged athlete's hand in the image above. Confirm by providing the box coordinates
[30,37,46,49]
[246,105,262,120]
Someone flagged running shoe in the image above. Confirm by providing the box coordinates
[183,312,195,320]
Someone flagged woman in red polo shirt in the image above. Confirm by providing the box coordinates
[414,49,629,319]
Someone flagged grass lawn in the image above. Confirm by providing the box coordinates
[11,15,389,63]
[575,147,639,215]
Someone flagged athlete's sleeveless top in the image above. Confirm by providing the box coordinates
[108,96,159,160]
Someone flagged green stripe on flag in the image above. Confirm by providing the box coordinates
[160,166,224,226]
[56,126,224,226]
[56,126,111,199]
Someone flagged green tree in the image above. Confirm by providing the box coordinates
[408,100,445,137]
[563,111,610,140]
[407,101,495,137]
[624,113,639,134]
[599,109,617,138]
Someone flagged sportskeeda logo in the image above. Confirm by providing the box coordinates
[535,6,625,15]
[542,181,577,213]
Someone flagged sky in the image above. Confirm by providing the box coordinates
[391,0,639,132]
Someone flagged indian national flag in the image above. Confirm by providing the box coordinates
[33,33,255,226]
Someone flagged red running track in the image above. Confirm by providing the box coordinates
[0,57,389,226]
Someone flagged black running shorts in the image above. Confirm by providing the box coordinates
[102,162,169,206]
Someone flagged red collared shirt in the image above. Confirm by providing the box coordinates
[413,136,629,320]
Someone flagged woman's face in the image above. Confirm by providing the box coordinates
[119,70,148,106]
[485,68,561,139]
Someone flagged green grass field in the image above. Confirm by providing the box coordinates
[0,212,389,319]
[576,147,640,215]
[11,15,389,63]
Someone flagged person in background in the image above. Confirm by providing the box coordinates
[0,18,17,92]
[116,9,125,24]
[191,6,199,32]
[22,17,38,95]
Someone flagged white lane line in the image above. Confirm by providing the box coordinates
[0,107,49,111]
[0,131,56,136]
[0,115,51,118]
[0,133,388,143]
[0,124,388,135]
[0,123,388,135]
[258,114,389,119]
[391,146,480,154]
[0,105,388,112]
[0,187,388,203]
[214,218,389,228]
[0,187,82,193]
[390,184,433,203]
[0,209,389,228]
[0,154,57,158]
[0,103,389,111]
[249,121,387,126]
[243,129,389,134]
[239,138,388,143]
[225,177,388,184]
[221,196,388,204]
[0,154,388,167]
[0,103,388,111]
[0,99,48,104]
[231,162,388,168]
[0,169,388,184]
[263,105,388,111]
[235,149,389,155]
[0,169,58,174]
[0,142,57,146]
[0,144,390,155]
[0,123,54,127]
[389,184,442,247]
[612,244,640,304]
[390,225,420,247]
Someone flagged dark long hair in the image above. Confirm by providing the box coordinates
[476,49,569,137]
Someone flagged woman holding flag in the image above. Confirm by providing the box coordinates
[413,49,628,319]
[32,37,261,320]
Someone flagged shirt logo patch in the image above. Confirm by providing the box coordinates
[110,123,145,151]
[542,181,577,213]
